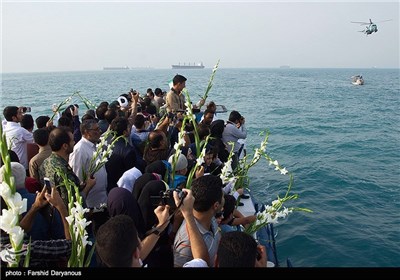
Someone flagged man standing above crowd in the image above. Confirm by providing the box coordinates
[2,106,34,171]
[166,74,205,113]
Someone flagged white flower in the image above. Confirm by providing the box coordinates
[280,168,288,175]
[0,209,19,233]
[173,142,180,151]
[8,193,27,215]
[9,226,24,246]
[65,214,74,226]
[196,157,204,166]
[0,182,12,199]
[271,200,280,207]
[76,218,91,231]
[81,235,92,247]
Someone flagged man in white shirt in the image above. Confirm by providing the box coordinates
[69,119,107,208]
[2,106,34,170]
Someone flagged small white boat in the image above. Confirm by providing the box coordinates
[351,75,364,85]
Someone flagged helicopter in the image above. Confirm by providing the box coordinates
[351,19,392,35]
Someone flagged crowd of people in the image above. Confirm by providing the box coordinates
[1,74,269,268]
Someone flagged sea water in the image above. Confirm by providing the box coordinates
[1,68,399,267]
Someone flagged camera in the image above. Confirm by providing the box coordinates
[167,112,175,120]
[21,107,31,113]
[151,188,186,208]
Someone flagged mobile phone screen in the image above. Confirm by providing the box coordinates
[44,177,51,193]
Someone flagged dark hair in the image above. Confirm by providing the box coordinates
[0,150,19,165]
[57,116,72,128]
[98,101,109,108]
[48,127,72,152]
[3,106,19,121]
[35,115,50,129]
[147,130,165,149]
[228,110,242,123]
[96,215,139,267]
[33,128,50,147]
[173,74,187,85]
[96,106,108,121]
[134,114,146,130]
[217,231,258,267]
[191,175,223,212]
[21,114,34,131]
[221,194,235,222]
[110,117,129,137]
[197,124,210,140]
[104,108,118,125]
[154,88,162,96]
[81,113,96,122]
[207,101,216,112]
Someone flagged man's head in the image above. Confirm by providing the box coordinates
[216,231,258,267]
[33,128,50,147]
[35,115,50,129]
[3,106,22,122]
[228,110,242,124]
[96,215,141,267]
[154,88,163,97]
[48,127,74,154]
[110,117,129,137]
[172,74,187,92]
[21,114,34,131]
[202,109,214,126]
[191,175,224,214]
[80,119,101,143]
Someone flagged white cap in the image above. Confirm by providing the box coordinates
[168,153,188,171]
[117,96,129,108]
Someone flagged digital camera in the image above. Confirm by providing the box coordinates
[151,188,186,208]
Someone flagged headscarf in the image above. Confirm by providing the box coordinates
[107,187,145,238]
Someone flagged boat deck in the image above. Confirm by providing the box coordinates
[236,195,256,216]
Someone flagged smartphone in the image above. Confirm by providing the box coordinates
[43,177,52,193]
[22,107,31,113]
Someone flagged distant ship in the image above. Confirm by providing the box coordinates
[171,62,205,69]
[103,66,129,70]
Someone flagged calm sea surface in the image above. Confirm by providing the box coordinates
[1,68,399,267]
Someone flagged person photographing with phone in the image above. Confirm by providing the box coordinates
[0,162,65,242]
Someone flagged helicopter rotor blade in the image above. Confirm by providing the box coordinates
[351,21,369,25]
[375,19,392,23]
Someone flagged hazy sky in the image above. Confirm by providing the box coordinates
[2,0,399,72]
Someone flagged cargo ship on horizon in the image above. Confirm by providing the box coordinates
[103,66,129,70]
[171,62,205,69]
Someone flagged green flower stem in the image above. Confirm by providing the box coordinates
[201,59,220,102]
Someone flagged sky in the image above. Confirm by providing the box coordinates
[1,0,399,73]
